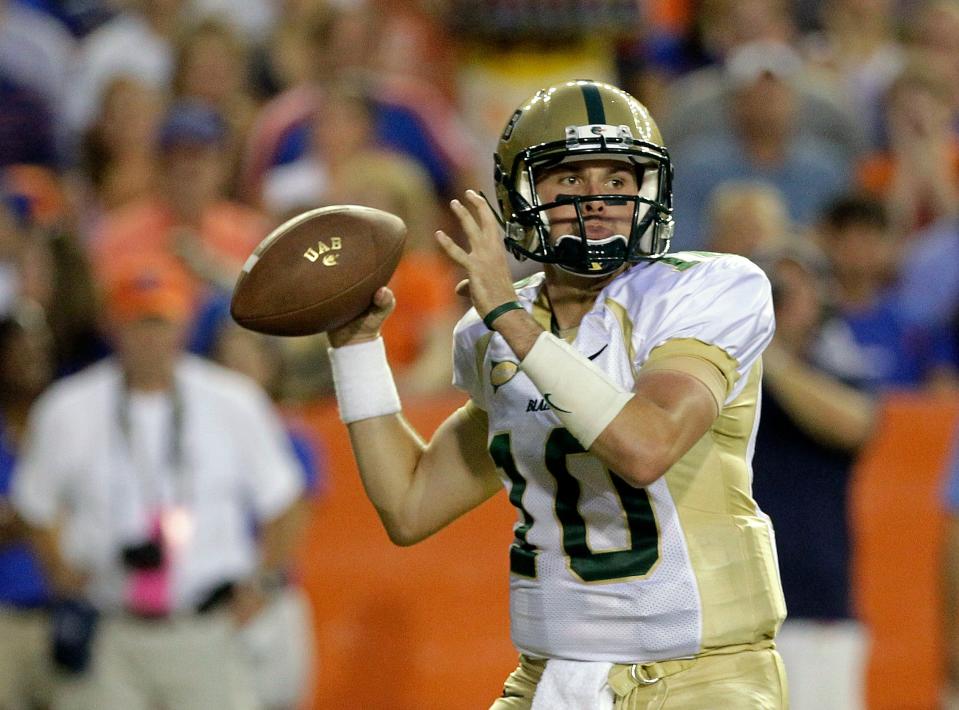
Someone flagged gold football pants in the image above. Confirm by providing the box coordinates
[490,642,788,709]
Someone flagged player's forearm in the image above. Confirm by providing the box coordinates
[329,335,426,534]
[591,370,718,487]
[589,400,676,487]
[516,333,718,487]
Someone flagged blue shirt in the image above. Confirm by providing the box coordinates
[840,290,955,390]
[271,99,455,199]
[899,219,959,333]
[752,321,867,620]
[753,387,856,620]
[0,417,50,608]
[286,423,325,497]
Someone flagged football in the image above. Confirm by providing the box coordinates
[230,205,407,336]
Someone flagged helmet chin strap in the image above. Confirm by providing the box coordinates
[552,233,628,277]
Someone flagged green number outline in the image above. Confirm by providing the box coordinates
[490,428,661,583]
[490,432,538,578]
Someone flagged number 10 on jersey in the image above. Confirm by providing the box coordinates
[489,428,660,584]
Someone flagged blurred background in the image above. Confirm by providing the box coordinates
[0,0,958,708]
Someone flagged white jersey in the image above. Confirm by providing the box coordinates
[453,252,785,663]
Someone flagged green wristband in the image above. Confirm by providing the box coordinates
[483,301,524,330]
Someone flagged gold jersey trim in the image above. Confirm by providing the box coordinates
[604,297,637,379]
[663,360,786,649]
[644,338,741,403]
[641,343,735,413]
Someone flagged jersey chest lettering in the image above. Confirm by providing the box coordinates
[526,398,551,412]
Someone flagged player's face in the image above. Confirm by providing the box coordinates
[534,160,639,243]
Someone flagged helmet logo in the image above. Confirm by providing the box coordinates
[566,124,635,147]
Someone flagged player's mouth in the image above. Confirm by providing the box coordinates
[581,218,626,240]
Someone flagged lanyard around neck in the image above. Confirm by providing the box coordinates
[115,378,188,506]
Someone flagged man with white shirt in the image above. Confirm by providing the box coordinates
[12,256,305,709]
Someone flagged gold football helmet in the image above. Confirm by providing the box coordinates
[494,80,674,275]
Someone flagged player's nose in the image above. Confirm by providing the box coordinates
[582,196,605,212]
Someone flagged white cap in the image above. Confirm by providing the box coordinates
[725,40,802,87]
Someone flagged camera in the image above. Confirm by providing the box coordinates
[120,540,164,570]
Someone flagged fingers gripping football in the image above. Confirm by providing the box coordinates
[435,190,518,319]
[327,286,396,348]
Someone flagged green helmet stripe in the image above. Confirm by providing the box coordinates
[580,83,606,125]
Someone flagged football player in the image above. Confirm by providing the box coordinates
[326,80,787,708]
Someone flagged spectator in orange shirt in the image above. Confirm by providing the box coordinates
[90,100,270,315]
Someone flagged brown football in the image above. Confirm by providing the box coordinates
[230,205,407,336]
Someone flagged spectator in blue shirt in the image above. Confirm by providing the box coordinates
[817,195,958,391]
[899,216,959,388]
[669,41,851,250]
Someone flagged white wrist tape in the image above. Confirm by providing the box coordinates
[328,337,401,423]
[520,332,634,448]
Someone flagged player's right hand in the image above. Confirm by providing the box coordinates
[327,286,396,348]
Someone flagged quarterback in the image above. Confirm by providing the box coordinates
[327,80,787,708]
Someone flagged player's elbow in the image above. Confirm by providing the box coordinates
[386,529,422,547]
[380,513,431,547]
[614,460,667,488]
[594,426,674,488]
[381,519,425,547]
[612,450,669,488]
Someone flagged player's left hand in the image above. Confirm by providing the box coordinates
[435,190,517,319]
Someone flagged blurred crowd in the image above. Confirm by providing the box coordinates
[1,0,959,708]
